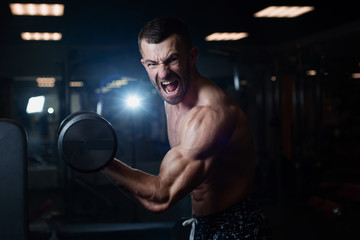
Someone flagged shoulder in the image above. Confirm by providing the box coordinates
[182,105,230,129]
[181,77,241,139]
[177,104,237,158]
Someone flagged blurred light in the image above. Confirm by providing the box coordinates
[352,73,360,79]
[26,96,45,114]
[126,96,140,108]
[36,77,55,87]
[205,32,248,41]
[95,77,136,94]
[21,32,62,41]
[69,81,84,87]
[254,6,314,18]
[306,70,317,76]
[233,66,240,91]
[333,207,341,216]
[9,3,64,16]
[240,80,248,86]
[271,76,277,81]
[47,107,54,114]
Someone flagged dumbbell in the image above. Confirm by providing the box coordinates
[57,111,117,173]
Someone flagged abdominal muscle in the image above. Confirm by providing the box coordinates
[190,158,254,216]
[190,121,256,217]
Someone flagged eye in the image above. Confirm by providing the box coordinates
[169,56,179,65]
[147,62,157,69]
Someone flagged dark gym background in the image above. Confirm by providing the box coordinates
[1,1,360,239]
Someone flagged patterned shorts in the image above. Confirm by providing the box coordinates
[183,199,272,240]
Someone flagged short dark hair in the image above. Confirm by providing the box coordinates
[138,17,192,52]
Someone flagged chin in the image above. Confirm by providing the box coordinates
[164,97,183,105]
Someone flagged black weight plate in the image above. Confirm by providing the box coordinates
[58,111,98,137]
[58,112,117,173]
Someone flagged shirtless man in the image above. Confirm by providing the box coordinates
[103,17,270,239]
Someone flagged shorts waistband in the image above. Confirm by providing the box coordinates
[192,198,254,223]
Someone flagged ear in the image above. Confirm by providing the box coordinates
[189,47,199,66]
[141,59,146,69]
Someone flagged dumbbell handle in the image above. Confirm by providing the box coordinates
[64,139,115,150]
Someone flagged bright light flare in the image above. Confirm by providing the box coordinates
[47,107,54,114]
[126,96,141,108]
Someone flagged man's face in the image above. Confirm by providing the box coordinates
[140,35,192,105]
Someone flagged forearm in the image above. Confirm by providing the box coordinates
[102,143,208,213]
[102,158,170,212]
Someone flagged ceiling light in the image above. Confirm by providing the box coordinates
[36,77,55,87]
[69,81,84,87]
[254,6,314,18]
[21,32,62,41]
[205,32,249,41]
[306,70,317,76]
[9,3,64,16]
[352,73,360,79]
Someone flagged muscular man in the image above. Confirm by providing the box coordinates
[103,17,270,239]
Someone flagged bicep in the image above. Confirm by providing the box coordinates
[157,147,207,205]
[158,107,234,203]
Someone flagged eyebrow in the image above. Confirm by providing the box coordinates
[144,53,180,64]
[143,59,157,64]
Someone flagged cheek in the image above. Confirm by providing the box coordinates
[148,72,159,87]
[145,69,155,80]
[177,65,189,79]
[151,72,158,82]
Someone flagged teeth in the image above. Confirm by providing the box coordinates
[161,80,174,86]
[160,80,178,94]
[161,81,176,93]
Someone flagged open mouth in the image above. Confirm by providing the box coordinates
[161,80,179,94]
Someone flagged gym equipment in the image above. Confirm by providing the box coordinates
[57,111,117,173]
[0,119,28,239]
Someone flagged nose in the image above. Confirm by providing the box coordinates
[157,63,169,80]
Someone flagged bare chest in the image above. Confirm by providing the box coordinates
[166,107,189,147]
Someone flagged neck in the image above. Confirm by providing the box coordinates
[178,69,202,109]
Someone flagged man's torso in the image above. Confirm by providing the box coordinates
[165,79,255,216]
